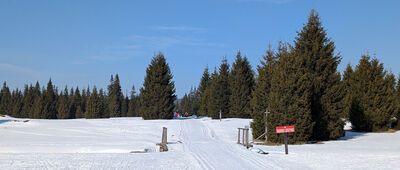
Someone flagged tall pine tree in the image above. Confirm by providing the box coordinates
[0,82,12,116]
[127,85,138,117]
[85,87,103,119]
[292,9,344,140]
[207,58,230,119]
[11,89,23,118]
[229,51,254,118]
[346,55,397,131]
[139,52,176,119]
[57,87,71,119]
[268,43,315,143]
[41,79,57,119]
[198,66,210,116]
[108,74,123,117]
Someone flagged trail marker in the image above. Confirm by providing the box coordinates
[275,125,295,154]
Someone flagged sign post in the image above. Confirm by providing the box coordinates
[276,125,295,155]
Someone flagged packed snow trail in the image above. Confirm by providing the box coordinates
[177,119,281,170]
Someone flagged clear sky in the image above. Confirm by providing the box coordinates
[1,0,399,98]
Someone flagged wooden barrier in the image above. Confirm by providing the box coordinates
[237,126,252,148]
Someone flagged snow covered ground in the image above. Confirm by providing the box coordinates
[0,116,399,170]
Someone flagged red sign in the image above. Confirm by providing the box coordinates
[276,125,295,134]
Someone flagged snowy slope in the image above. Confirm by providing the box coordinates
[0,116,399,170]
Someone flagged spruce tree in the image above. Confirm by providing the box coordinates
[229,51,255,118]
[108,74,123,117]
[206,68,219,118]
[292,9,343,140]
[11,89,23,118]
[127,85,137,117]
[268,44,314,143]
[342,64,354,119]
[21,85,34,118]
[347,55,396,131]
[180,93,190,115]
[122,96,129,117]
[30,82,41,118]
[198,67,210,116]
[250,45,277,140]
[85,87,103,119]
[71,87,82,118]
[98,88,106,118]
[178,87,200,116]
[41,79,57,119]
[0,82,12,116]
[139,52,176,119]
[81,87,90,116]
[57,87,71,119]
[207,58,230,119]
[32,82,43,119]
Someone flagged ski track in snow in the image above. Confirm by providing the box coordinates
[178,119,278,170]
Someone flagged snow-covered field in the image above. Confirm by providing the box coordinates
[0,116,399,170]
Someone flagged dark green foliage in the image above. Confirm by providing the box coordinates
[41,79,57,119]
[122,96,129,117]
[206,68,219,118]
[249,45,277,140]
[32,83,43,119]
[267,44,315,143]
[342,64,354,119]
[81,87,89,117]
[291,9,343,140]
[98,88,106,118]
[345,55,397,131]
[108,74,123,117]
[0,82,12,116]
[207,58,231,119]
[198,67,210,116]
[127,85,138,117]
[57,87,71,119]
[85,87,103,119]
[395,77,400,129]
[177,87,199,116]
[320,73,345,138]
[139,52,176,119]
[11,89,23,117]
[71,87,82,118]
[21,85,35,118]
[229,52,255,118]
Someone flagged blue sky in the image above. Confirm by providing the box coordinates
[1,0,399,98]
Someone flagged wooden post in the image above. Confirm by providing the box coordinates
[162,127,167,144]
[237,128,241,144]
[159,127,168,152]
[264,109,270,142]
[265,123,268,142]
[245,129,249,146]
[219,110,222,122]
[284,133,288,154]
[242,128,245,144]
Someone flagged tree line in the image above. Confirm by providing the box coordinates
[0,53,175,120]
[177,9,400,143]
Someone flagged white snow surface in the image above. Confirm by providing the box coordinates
[0,116,399,170]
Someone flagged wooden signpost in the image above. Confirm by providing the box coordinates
[276,125,295,154]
